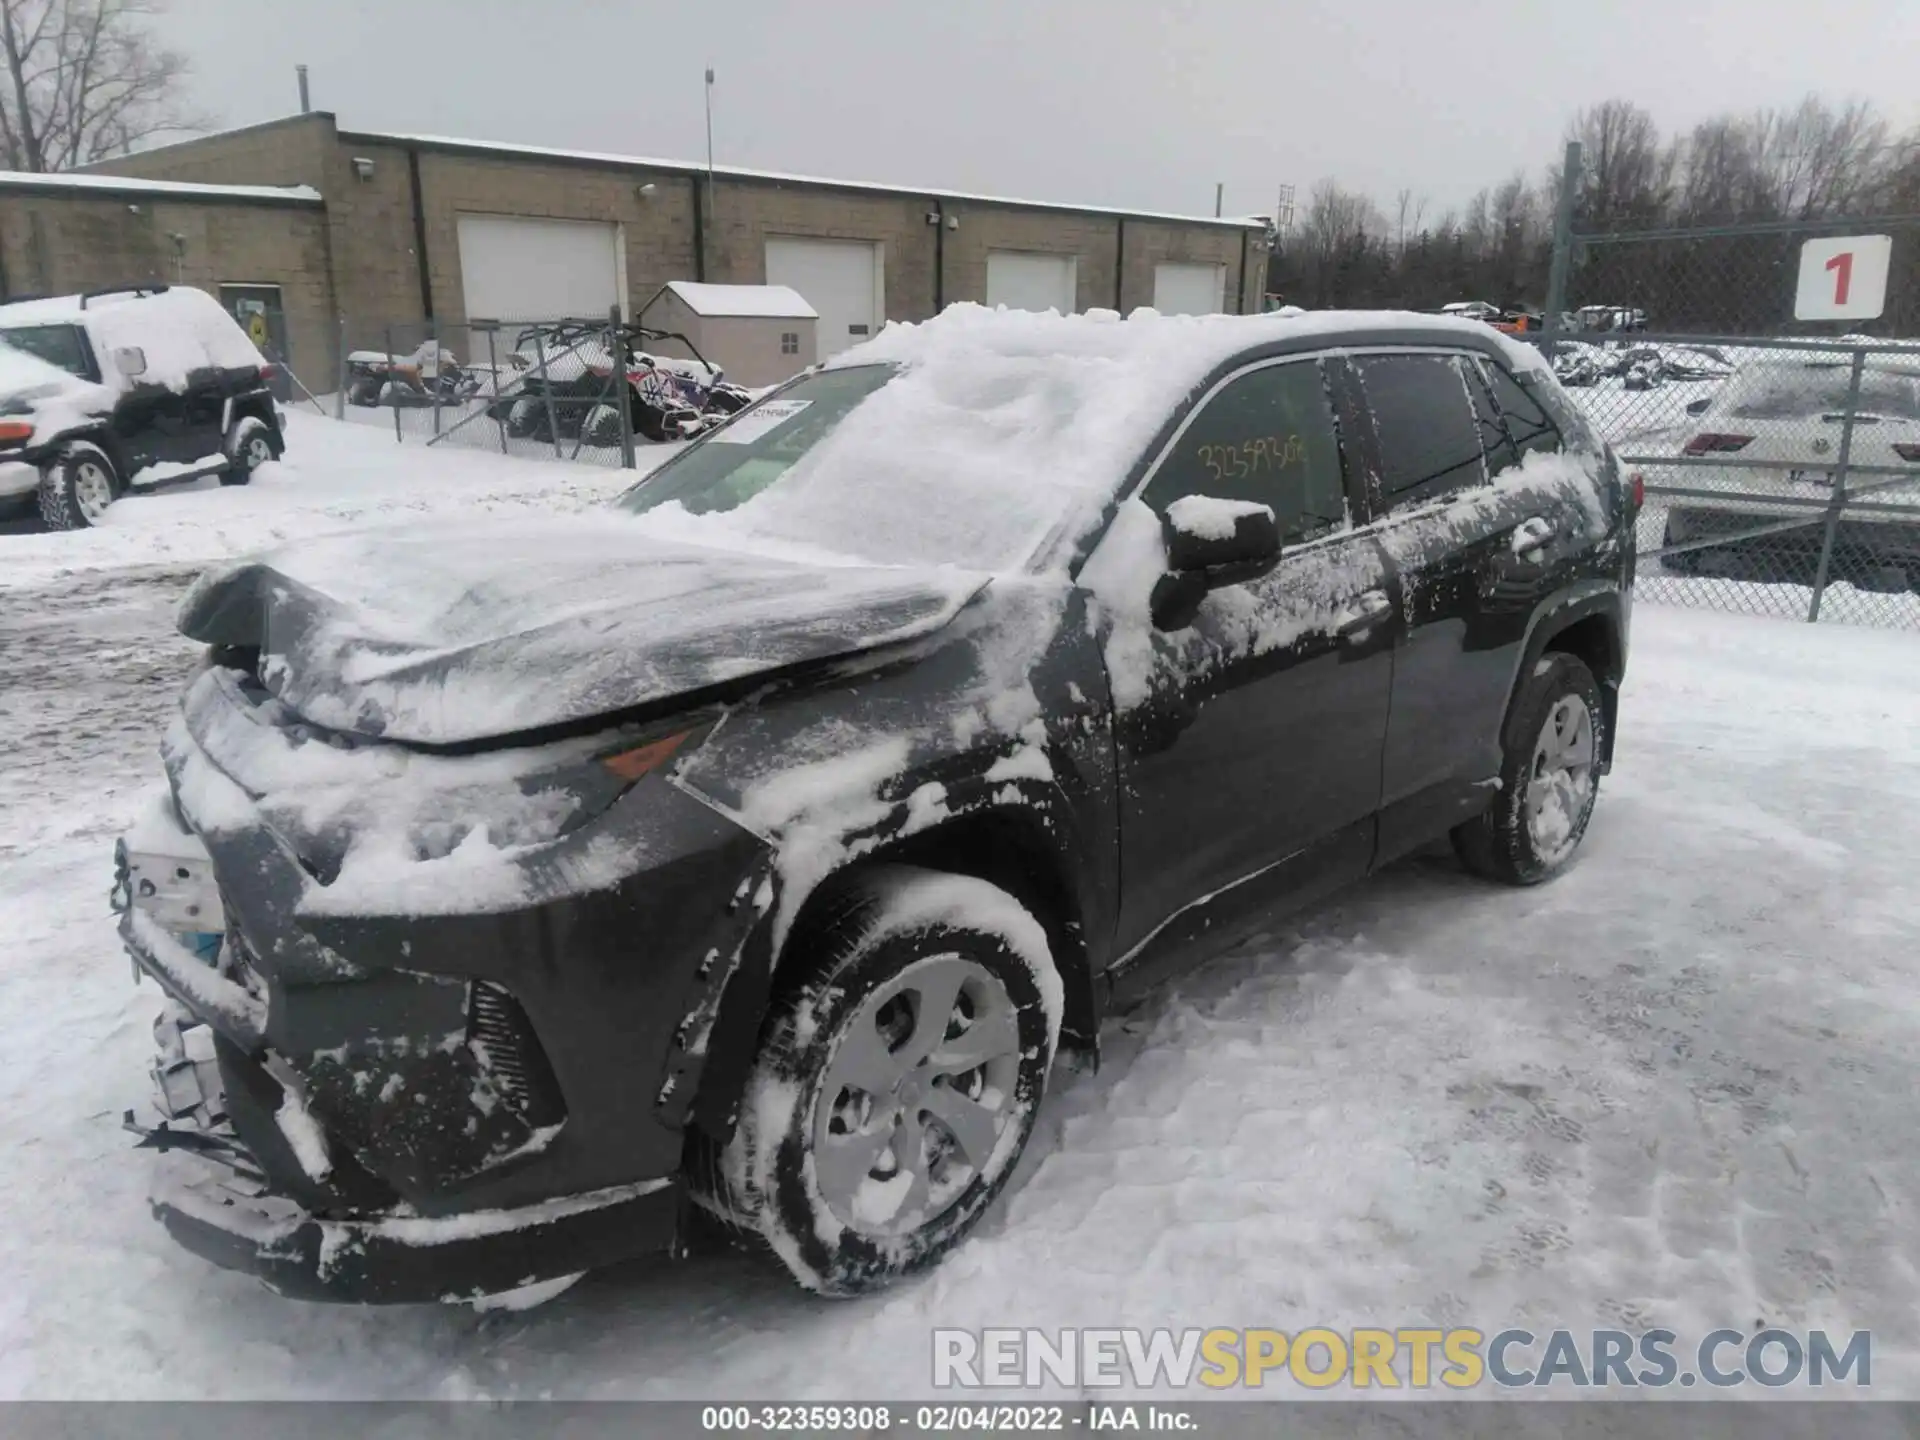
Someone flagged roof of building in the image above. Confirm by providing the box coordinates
[340,128,1271,231]
[664,281,818,319]
[0,169,322,205]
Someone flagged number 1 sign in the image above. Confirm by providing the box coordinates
[1794,235,1893,321]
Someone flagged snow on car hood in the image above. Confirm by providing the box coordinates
[177,515,992,746]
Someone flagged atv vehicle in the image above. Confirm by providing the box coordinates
[488,320,751,446]
[0,285,284,530]
[343,341,480,408]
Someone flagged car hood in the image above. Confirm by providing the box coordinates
[178,516,993,746]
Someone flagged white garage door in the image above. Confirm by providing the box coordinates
[987,251,1078,313]
[1154,262,1228,315]
[765,238,882,362]
[457,214,623,325]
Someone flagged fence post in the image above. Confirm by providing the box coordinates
[333,315,348,420]
[430,317,444,438]
[1541,141,1582,362]
[1806,346,1867,623]
[611,304,636,470]
[387,324,402,443]
[533,329,563,460]
[487,326,507,453]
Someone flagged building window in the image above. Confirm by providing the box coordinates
[780,332,799,355]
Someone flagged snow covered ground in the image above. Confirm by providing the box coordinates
[3,414,1919,1400]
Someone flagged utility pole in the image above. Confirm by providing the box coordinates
[1214,182,1224,218]
[296,65,310,114]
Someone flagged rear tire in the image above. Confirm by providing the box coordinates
[1453,652,1606,886]
[691,866,1061,1296]
[36,445,119,530]
[221,417,275,487]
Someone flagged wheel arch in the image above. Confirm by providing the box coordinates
[686,799,1099,1147]
[1507,589,1625,770]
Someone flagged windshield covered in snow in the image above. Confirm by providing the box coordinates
[615,359,1098,571]
[1724,366,1920,421]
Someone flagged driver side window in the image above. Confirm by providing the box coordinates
[1140,359,1348,545]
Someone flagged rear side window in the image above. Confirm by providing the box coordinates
[1484,362,1562,465]
[1461,360,1520,476]
[1352,353,1486,507]
[1141,358,1348,545]
[0,323,91,379]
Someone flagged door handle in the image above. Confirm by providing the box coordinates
[1337,589,1393,640]
[1509,516,1556,558]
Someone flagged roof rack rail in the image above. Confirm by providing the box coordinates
[79,284,171,310]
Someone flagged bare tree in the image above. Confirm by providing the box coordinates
[1568,100,1675,229]
[0,0,203,172]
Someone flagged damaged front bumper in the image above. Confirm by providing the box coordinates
[144,1141,676,1305]
[115,669,774,1303]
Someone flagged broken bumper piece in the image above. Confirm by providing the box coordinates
[149,1145,679,1305]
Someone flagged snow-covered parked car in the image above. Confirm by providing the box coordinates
[0,285,284,530]
[1660,357,1920,590]
[116,305,1635,1305]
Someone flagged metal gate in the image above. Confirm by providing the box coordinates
[1537,150,1920,629]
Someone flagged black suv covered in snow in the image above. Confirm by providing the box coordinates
[117,306,1634,1305]
[0,285,283,529]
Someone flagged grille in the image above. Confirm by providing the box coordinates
[467,980,566,1128]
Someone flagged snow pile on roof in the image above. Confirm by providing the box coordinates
[666,282,817,320]
[0,169,320,203]
[701,303,1538,569]
[0,285,263,388]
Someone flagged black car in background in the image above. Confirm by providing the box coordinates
[116,307,1635,1305]
[0,285,283,529]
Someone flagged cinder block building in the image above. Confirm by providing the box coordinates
[1,110,1268,389]
[0,170,331,383]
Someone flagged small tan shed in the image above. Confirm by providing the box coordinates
[648,281,819,388]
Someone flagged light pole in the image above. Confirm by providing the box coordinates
[704,66,716,191]
[703,66,716,281]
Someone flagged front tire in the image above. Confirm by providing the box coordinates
[1454,652,1605,886]
[696,866,1061,1296]
[36,445,119,530]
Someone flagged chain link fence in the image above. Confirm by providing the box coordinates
[325,311,751,470]
[1544,214,1920,630]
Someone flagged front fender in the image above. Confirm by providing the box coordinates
[669,580,1120,1139]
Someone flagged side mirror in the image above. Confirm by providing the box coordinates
[1685,397,1711,417]
[1149,496,1281,631]
[112,346,147,378]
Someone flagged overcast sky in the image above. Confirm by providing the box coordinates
[153,0,1919,222]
